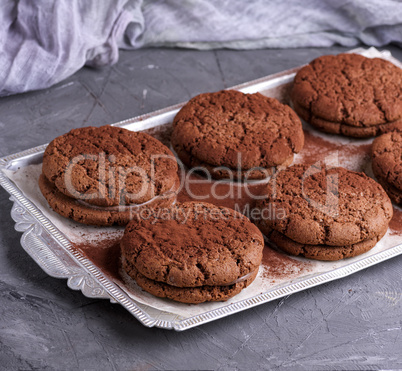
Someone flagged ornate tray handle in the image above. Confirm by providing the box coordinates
[10,197,114,301]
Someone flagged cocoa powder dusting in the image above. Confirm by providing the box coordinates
[297,130,372,173]
[260,82,293,104]
[177,172,267,211]
[389,208,402,236]
[296,130,340,164]
[340,143,371,157]
[143,124,173,147]
[74,234,123,279]
[262,245,312,282]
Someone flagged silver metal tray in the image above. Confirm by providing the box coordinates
[1,47,401,331]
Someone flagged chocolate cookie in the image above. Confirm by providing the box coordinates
[291,53,402,137]
[171,90,304,180]
[39,174,179,226]
[374,177,402,206]
[120,202,264,303]
[173,143,294,180]
[42,125,178,207]
[124,263,258,304]
[293,101,402,138]
[372,131,402,195]
[266,228,385,261]
[40,125,180,226]
[254,165,393,247]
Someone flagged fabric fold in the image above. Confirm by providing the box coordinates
[0,0,401,96]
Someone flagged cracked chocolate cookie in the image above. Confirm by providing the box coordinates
[120,201,264,303]
[291,53,402,137]
[265,228,386,261]
[372,131,402,204]
[40,125,179,225]
[124,264,258,304]
[293,101,402,138]
[171,90,304,180]
[39,174,179,226]
[253,165,393,260]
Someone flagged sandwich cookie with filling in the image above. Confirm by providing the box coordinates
[171,90,304,180]
[120,202,264,303]
[253,164,393,261]
[39,125,179,226]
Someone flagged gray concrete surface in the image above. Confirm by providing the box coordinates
[0,45,402,370]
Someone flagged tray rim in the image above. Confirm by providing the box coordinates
[1,46,402,331]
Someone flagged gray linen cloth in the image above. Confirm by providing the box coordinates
[1,0,401,96]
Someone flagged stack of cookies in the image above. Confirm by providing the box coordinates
[120,202,264,303]
[39,125,179,226]
[171,89,304,180]
[291,53,402,137]
[253,165,393,261]
[372,131,402,205]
